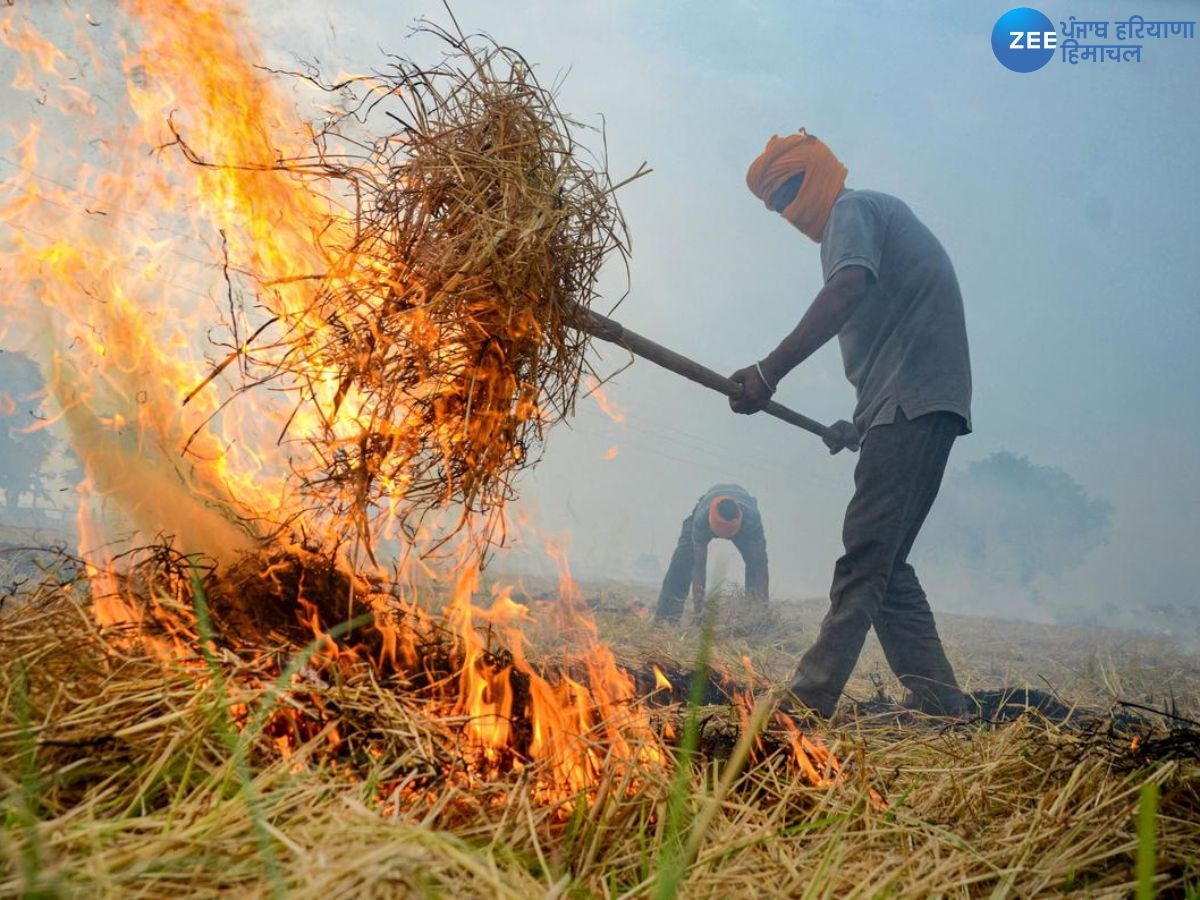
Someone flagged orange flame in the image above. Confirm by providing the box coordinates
[584,375,626,424]
[652,664,672,693]
[1,1,333,565]
[440,544,667,796]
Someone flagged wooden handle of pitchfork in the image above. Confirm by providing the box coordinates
[573,305,833,441]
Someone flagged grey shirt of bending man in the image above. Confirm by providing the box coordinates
[732,130,971,718]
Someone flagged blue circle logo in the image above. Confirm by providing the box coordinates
[992,7,1057,72]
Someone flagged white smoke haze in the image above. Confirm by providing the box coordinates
[915,452,1114,624]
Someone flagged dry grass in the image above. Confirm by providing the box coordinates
[2,565,1198,898]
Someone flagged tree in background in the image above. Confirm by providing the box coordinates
[918,451,1112,589]
[0,350,54,510]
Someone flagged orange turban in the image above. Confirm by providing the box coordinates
[746,129,848,242]
[708,496,743,540]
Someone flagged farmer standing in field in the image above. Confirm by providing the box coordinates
[730,129,971,718]
[653,484,769,624]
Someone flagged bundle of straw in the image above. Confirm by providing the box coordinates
[262,22,644,553]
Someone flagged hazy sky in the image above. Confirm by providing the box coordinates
[8,1,1200,616]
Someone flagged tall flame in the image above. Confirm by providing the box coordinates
[0,2,337,565]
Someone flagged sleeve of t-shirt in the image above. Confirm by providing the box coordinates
[820,193,888,284]
[691,511,712,544]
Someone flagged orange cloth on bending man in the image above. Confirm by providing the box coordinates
[745,129,848,243]
[707,495,743,539]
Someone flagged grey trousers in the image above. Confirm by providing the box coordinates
[789,410,966,717]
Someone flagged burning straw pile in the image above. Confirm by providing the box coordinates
[0,550,864,894]
[193,22,644,553]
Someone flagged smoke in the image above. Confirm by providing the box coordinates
[49,355,257,565]
[0,350,53,512]
[916,451,1113,622]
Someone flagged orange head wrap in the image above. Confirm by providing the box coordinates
[707,495,743,540]
[745,129,848,242]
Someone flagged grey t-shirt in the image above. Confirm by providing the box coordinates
[690,483,764,544]
[820,189,972,436]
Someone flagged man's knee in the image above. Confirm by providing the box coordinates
[831,551,892,610]
[883,563,927,608]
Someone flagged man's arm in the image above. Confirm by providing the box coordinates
[690,542,708,615]
[741,539,769,604]
[729,265,869,413]
[760,264,869,389]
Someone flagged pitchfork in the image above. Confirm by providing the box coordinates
[575,305,833,442]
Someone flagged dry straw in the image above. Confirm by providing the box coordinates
[177,20,646,557]
[3,574,1199,897]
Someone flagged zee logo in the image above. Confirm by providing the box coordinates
[1008,30,1057,50]
[992,7,1058,72]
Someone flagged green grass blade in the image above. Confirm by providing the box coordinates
[1136,780,1159,900]
[654,596,718,900]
